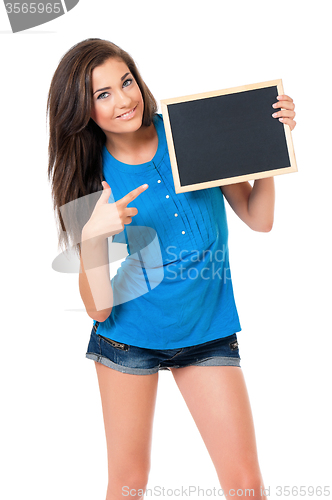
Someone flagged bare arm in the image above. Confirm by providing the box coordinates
[79,232,113,322]
[221,178,275,232]
[78,180,149,322]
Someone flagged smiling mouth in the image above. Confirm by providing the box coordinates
[116,104,138,119]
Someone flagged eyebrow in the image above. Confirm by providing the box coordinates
[93,72,131,95]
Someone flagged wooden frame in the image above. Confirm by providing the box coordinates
[161,79,297,194]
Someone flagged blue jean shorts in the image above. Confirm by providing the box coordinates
[85,322,241,375]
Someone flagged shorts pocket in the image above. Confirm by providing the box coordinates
[229,339,239,351]
[99,335,130,351]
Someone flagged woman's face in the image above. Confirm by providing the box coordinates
[90,57,144,136]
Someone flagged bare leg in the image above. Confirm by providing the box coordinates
[94,362,159,500]
[170,365,267,500]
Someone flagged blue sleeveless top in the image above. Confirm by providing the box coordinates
[93,113,241,349]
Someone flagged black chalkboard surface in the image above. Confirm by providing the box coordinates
[161,79,297,193]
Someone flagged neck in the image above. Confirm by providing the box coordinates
[105,121,158,165]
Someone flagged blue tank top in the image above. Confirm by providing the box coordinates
[93,113,241,349]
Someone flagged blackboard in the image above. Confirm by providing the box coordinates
[161,79,297,193]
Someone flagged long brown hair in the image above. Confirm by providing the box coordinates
[47,38,158,255]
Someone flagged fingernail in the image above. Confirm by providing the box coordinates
[272,113,277,117]
[277,96,282,100]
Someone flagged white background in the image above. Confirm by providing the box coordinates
[1,1,331,498]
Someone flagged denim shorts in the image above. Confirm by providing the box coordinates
[85,322,241,375]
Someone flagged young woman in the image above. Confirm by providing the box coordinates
[47,38,296,500]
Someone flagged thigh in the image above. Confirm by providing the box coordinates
[94,362,159,481]
[170,365,262,489]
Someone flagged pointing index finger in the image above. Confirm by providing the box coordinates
[120,184,149,206]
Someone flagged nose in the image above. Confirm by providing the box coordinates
[115,89,132,111]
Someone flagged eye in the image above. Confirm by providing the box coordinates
[123,78,133,88]
[97,92,110,100]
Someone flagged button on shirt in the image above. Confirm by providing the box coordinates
[94,113,241,349]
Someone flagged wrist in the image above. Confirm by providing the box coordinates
[81,224,105,245]
[81,227,109,270]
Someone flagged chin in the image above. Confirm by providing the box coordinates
[117,113,144,132]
